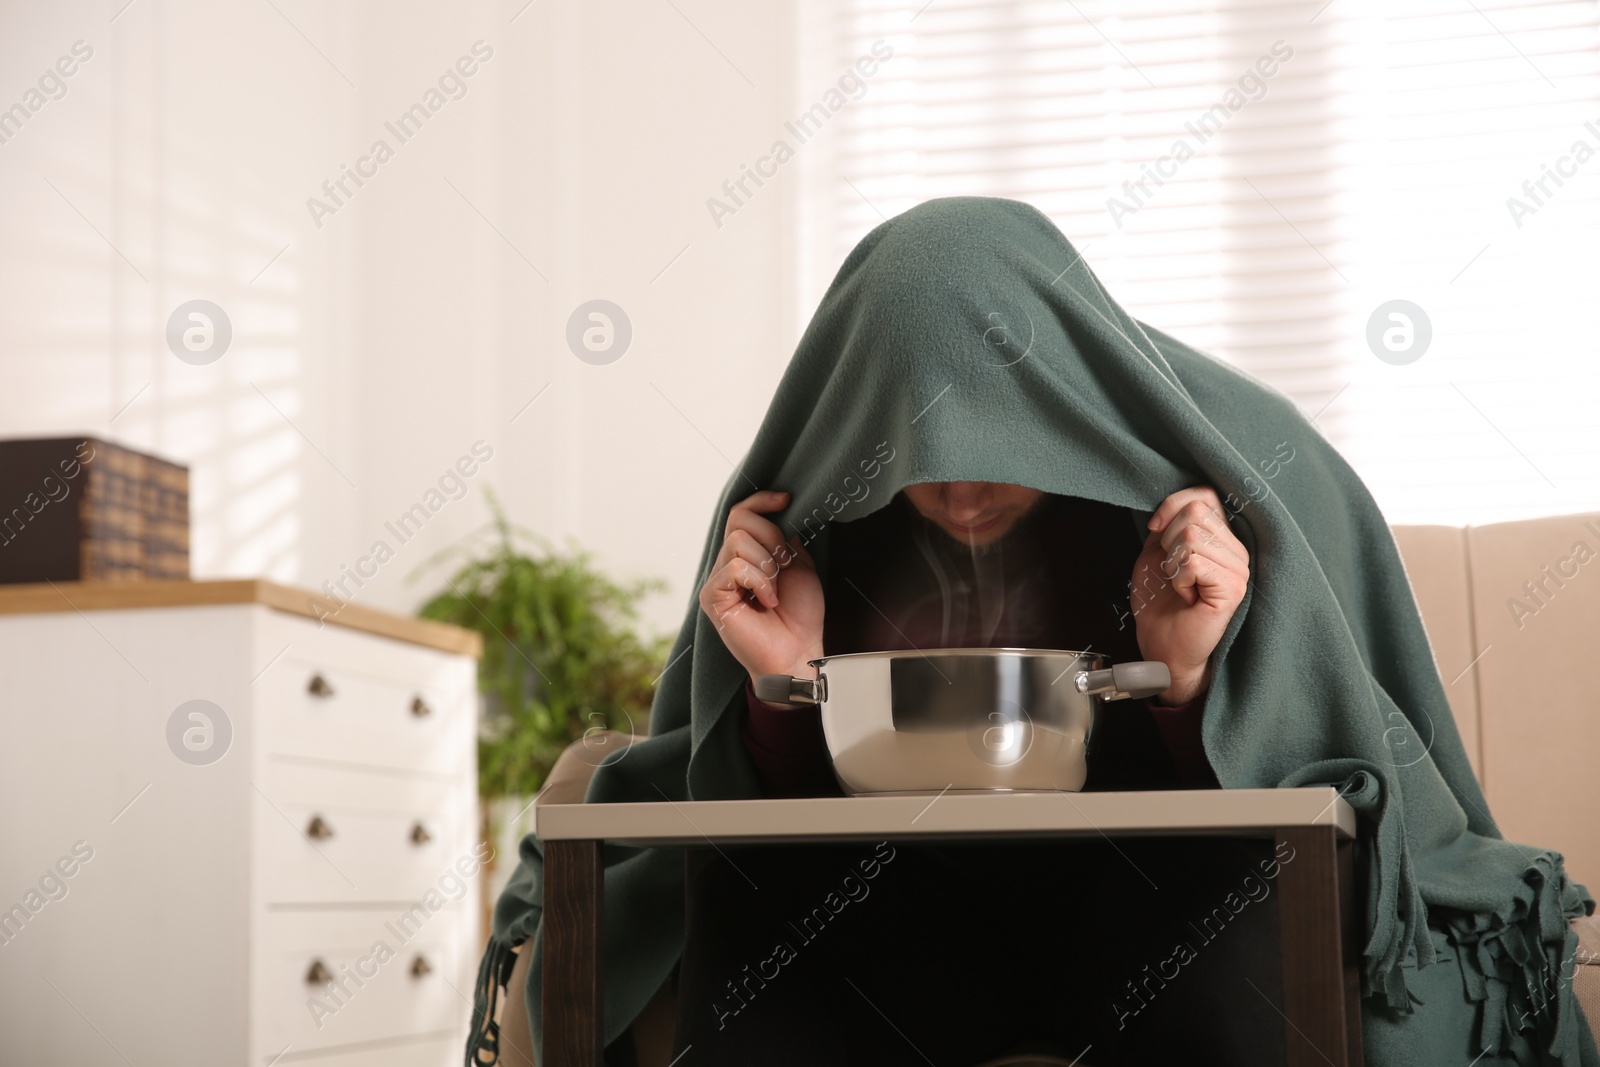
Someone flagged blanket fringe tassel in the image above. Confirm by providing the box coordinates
[464,934,520,1066]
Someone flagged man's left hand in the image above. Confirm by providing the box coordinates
[1131,486,1251,705]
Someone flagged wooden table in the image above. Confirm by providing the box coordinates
[535,788,1362,1067]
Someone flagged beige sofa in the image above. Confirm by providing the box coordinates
[493,512,1600,1065]
[1391,513,1600,1052]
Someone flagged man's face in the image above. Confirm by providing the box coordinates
[901,481,1046,548]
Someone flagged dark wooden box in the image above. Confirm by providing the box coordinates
[0,437,189,584]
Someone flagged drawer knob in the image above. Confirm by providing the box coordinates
[409,822,432,846]
[306,815,334,840]
[410,955,432,978]
[306,959,334,986]
[307,673,335,698]
[410,695,432,718]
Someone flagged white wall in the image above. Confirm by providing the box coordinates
[0,0,803,641]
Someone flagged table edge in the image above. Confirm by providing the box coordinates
[535,786,1356,844]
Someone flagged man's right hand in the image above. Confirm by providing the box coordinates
[697,490,825,704]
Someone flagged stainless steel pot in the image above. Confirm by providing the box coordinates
[756,648,1170,795]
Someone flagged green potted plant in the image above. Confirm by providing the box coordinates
[411,489,669,924]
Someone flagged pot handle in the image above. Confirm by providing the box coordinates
[1074,661,1170,702]
[754,674,824,706]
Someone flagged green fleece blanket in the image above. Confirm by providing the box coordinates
[468,196,1596,1066]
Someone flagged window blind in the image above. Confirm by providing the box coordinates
[797,0,1600,525]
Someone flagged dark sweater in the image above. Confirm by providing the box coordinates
[739,491,1219,797]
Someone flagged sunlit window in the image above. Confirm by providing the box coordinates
[801,0,1600,524]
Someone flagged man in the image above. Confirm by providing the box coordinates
[470,197,1595,1067]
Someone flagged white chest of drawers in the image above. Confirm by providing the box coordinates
[0,580,482,1067]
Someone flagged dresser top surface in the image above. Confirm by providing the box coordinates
[0,578,482,657]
